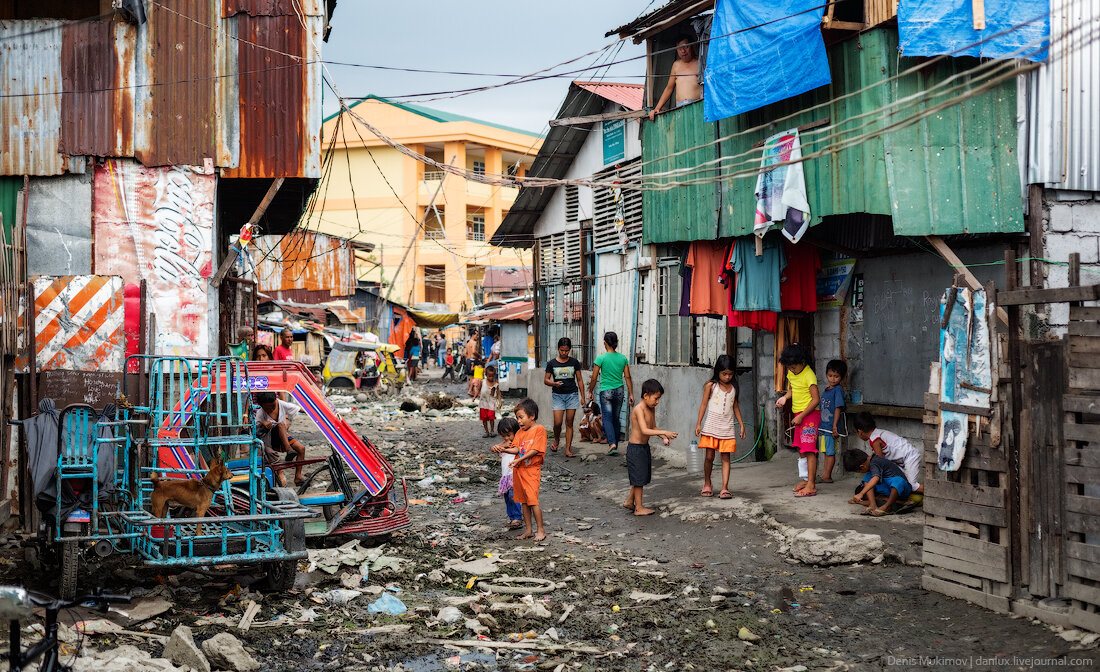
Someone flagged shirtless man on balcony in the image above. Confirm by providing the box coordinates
[649,37,703,121]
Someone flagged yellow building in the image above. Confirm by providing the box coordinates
[311,96,542,312]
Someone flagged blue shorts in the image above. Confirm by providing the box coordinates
[818,433,836,456]
[863,474,912,500]
[552,391,580,411]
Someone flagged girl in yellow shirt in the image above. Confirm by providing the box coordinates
[776,344,821,497]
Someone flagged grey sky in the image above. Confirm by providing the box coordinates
[321,1,651,134]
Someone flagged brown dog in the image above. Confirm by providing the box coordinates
[150,457,233,535]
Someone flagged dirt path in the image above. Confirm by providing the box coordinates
[1,373,1095,671]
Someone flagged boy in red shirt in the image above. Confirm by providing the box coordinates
[493,398,547,541]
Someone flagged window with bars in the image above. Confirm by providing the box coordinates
[656,262,692,365]
[423,208,445,240]
[565,185,579,223]
[466,215,485,242]
[592,158,643,251]
[537,231,581,285]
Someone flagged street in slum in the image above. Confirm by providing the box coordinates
[2,0,1100,671]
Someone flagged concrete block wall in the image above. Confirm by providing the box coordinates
[1041,192,1100,331]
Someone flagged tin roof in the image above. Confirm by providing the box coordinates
[574,81,645,111]
[253,231,356,297]
[60,20,135,158]
[469,300,534,323]
[607,0,714,42]
[0,20,65,175]
[483,266,533,291]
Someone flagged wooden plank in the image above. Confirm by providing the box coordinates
[1064,394,1100,414]
[210,177,284,288]
[998,284,1100,306]
[925,496,1006,527]
[925,514,980,535]
[925,392,941,412]
[549,108,649,128]
[923,549,1008,582]
[1065,464,1100,485]
[1068,608,1100,635]
[845,403,925,420]
[925,235,1008,325]
[1069,306,1100,321]
[939,401,992,417]
[1066,494,1100,516]
[1065,448,1100,468]
[1065,557,1100,583]
[924,539,1007,574]
[1061,581,1100,608]
[1065,540,1100,565]
[1065,511,1100,535]
[1070,320,1100,338]
[922,575,1011,612]
[925,478,1006,508]
[926,565,984,589]
[1064,422,1100,443]
[1067,352,1100,369]
[1070,335,1100,354]
[1068,367,1100,391]
[924,526,1008,557]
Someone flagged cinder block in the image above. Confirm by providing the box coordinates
[1071,201,1100,234]
[1048,203,1075,232]
[1045,232,1099,265]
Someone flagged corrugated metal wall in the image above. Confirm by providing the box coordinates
[1023,0,1100,191]
[0,21,64,175]
[716,28,1021,238]
[641,104,719,244]
[60,20,135,158]
[253,231,355,296]
[595,252,638,362]
[641,28,1023,243]
[139,0,217,167]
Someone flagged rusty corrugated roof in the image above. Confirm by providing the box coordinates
[0,20,65,175]
[574,81,645,111]
[61,20,135,158]
[138,0,216,167]
[223,0,305,16]
[253,231,355,296]
[222,13,311,178]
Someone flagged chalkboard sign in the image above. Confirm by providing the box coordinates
[38,370,122,410]
[844,243,1007,408]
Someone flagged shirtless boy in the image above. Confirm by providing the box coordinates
[649,36,703,121]
[624,379,678,516]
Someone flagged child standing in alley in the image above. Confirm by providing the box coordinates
[491,417,523,529]
[442,350,457,382]
[479,365,502,437]
[493,399,548,541]
[776,344,821,497]
[624,379,678,516]
[818,359,848,484]
[694,355,746,499]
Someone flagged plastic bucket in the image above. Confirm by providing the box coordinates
[684,441,703,473]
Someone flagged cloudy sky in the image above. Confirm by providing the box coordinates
[320,1,651,134]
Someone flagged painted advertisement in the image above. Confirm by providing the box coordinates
[93,159,215,356]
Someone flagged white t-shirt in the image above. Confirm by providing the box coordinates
[870,428,921,488]
[256,400,301,431]
[479,382,500,411]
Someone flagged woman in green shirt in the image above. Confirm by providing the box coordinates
[587,331,634,456]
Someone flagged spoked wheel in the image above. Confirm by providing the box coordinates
[59,539,79,601]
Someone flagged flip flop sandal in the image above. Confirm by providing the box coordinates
[792,483,807,492]
[718,490,733,499]
[794,490,817,497]
[550,443,559,452]
[607,447,618,456]
[565,452,577,458]
[701,487,713,497]
[818,478,835,483]
[869,509,889,516]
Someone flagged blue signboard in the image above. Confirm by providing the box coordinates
[233,375,269,391]
[603,119,625,165]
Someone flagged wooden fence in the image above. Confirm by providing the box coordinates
[922,252,1100,632]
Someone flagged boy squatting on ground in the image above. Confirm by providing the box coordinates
[843,449,911,516]
[253,391,307,487]
[623,379,678,517]
[492,398,548,541]
[851,412,923,494]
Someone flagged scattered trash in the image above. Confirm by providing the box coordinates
[445,556,511,575]
[628,590,673,603]
[367,592,407,615]
[417,475,445,488]
[314,589,362,605]
[477,576,556,594]
[437,606,463,623]
[298,608,318,622]
[738,626,761,642]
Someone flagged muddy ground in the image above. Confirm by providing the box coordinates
[1,369,1097,671]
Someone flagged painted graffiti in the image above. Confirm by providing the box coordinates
[93,159,215,356]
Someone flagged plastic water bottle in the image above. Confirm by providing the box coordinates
[685,440,702,473]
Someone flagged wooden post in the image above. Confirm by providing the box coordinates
[1027,184,1044,288]
[1069,252,1081,289]
[1004,248,1023,589]
[209,177,284,288]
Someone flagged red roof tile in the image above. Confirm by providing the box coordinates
[574,81,645,111]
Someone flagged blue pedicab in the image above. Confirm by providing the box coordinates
[37,356,312,600]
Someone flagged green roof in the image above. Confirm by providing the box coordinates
[325,95,544,139]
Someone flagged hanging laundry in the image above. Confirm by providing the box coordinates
[686,241,731,317]
[679,266,693,317]
[730,236,785,312]
[780,241,821,312]
[754,129,811,243]
[724,239,778,332]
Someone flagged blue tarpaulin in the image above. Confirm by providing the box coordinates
[898,0,1049,62]
[702,0,830,122]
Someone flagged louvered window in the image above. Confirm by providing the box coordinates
[537,232,581,285]
[592,158,642,251]
[564,186,579,223]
